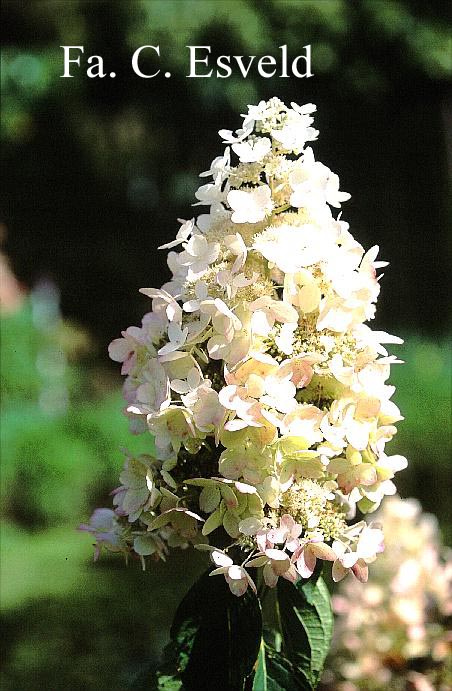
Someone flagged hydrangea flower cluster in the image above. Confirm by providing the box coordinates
[83,98,408,596]
[322,496,452,691]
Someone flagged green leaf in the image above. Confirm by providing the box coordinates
[250,641,311,691]
[201,506,224,535]
[156,673,184,690]
[223,510,240,537]
[277,572,333,689]
[199,484,221,513]
[160,569,262,691]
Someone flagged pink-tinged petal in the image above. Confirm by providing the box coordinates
[109,338,132,363]
[354,464,378,487]
[296,548,316,578]
[227,576,248,596]
[356,526,385,559]
[263,563,279,588]
[310,542,336,562]
[338,464,377,493]
[265,549,291,575]
[280,514,296,532]
[121,352,136,375]
[285,537,301,553]
[290,523,304,539]
[271,557,291,576]
[352,560,369,583]
[332,560,349,582]
[291,545,303,563]
[126,326,145,342]
[341,551,359,569]
[282,563,299,583]
[267,527,287,545]
[279,358,314,388]
[256,530,269,553]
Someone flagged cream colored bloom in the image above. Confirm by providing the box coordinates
[158,218,194,250]
[133,359,171,414]
[178,234,220,276]
[253,223,329,274]
[232,136,271,163]
[98,98,407,593]
[227,185,273,223]
[249,296,298,336]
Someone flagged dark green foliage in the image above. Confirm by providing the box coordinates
[251,641,312,691]
[152,570,263,691]
[277,572,333,689]
[145,568,333,691]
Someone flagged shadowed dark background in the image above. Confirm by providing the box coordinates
[1,1,450,689]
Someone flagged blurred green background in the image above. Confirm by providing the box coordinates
[1,1,450,689]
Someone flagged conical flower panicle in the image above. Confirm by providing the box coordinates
[83,98,407,596]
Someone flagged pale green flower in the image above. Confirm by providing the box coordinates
[113,454,161,522]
